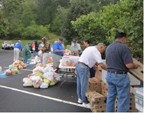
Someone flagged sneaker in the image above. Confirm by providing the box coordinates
[82,103,91,109]
[77,98,82,104]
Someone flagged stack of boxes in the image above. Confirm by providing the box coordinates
[87,78,136,112]
[86,90,107,112]
[86,78,107,112]
[115,88,136,112]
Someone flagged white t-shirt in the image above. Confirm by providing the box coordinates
[79,46,103,68]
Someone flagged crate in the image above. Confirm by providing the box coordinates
[89,78,102,94]
[87,78,136,112]
[115,88,137,112]
[101,81,108,96]
[86,91,107,112]
[133,88,144,112]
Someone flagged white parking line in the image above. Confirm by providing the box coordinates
[0,85,86,108]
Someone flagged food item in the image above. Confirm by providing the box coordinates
[5,70,12,75]
[33,80,42,88]
[62,61,77,66]
[43,78,51,84]
[40,82,49,89]
[18,65,23,70]
[11,70,16,75]
[13,68,19,74]
[50,81,55,86]
[23,78,33,87]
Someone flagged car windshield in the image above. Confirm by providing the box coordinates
[7,41,12,44]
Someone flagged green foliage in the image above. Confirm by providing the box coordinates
[72,0,142,56]
[36,0,70,25]
[0,0,142,58]
[22,24,48,39]
[62,0,93,41]
[72,12,106,44]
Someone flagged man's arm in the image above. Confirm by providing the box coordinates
[55,49,65,53]
[98,63,107,70]
[125,62,139,69]
[93,63,107,71]
[122,46,139,69]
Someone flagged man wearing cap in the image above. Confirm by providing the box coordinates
[70,39,82,56]
[76,43,106,108]
[52,38,65,72]
[106,32,139,112]
[14,40,22,61]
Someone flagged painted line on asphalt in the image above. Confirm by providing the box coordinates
[0,85,86,108]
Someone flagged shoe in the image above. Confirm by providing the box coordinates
[82,103,91,108]
[77,98,82,104]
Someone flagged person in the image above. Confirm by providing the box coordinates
[106,32,139,112]
[83,40,90,48]
[31,42,36,57]
[22,44,31,63]
[70,39,82,56]
[76,43,106,108]
[83,39,95,78]
[38,40,44,63]
[52,38,65,72]
[14,40,22,61]
[35,41,39,53]
[41,37,51,64]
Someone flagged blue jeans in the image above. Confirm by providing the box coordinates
[106,72,130,112]
[76,63,89,103]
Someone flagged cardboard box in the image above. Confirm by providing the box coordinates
[86,91,107,112]
[89,78,102,93]
[129,58,143,82]
[87,78,136,112]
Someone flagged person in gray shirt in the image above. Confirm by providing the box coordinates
[106,32,139,112]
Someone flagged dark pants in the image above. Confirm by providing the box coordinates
[90,67,95,78]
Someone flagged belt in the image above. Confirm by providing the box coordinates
[107,70,127,74]
[78,62,89,68]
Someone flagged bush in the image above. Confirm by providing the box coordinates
[22,24,48,39]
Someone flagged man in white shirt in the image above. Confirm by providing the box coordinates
[76,43,106,108]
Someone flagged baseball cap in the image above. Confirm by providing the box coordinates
[59,38,63,42]
[73,39,77,42]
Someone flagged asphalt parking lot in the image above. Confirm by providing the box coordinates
[0,49,91,112]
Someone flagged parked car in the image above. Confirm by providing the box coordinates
[2,41,14,49]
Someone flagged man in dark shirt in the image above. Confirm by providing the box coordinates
[106,32,139,112]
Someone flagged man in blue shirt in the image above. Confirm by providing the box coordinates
[52,38,65,72]
[106,32,139,112]
[14,40,22,61]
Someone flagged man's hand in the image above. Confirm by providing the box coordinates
[133,63,140,69]
[93,64,98,70]
[62,50,66,53]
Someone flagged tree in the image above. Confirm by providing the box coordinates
[62,0,92,42]
[72,0,143,57]
[71,12,106,44]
